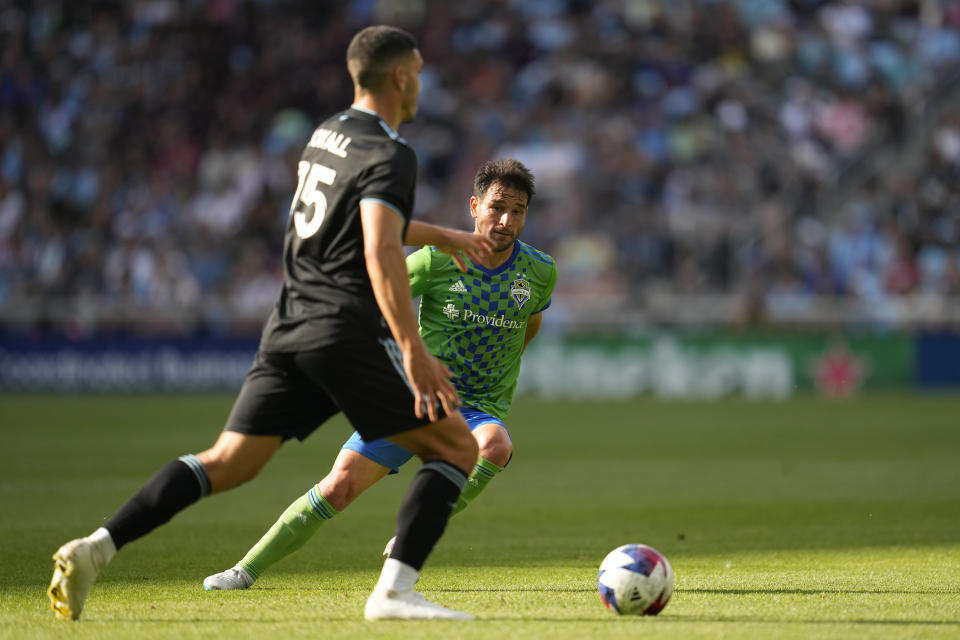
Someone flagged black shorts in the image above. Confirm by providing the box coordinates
[224,338,443,442]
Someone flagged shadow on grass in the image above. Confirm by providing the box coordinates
[247,586,596,593]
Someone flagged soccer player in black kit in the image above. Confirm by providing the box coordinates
[47,25,493,621]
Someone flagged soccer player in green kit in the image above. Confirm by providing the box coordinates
[204,158,557,590]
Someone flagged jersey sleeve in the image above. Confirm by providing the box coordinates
[407,246,432,298]
[358,144,418,222]
[533,259,558,314]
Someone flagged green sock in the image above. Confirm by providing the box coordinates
[238,485,339,580]
[451,456,503,516]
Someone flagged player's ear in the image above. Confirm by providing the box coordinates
[389,63,406,93]
[469,196,480,220]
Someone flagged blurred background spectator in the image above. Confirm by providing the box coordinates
[1,0,959,336]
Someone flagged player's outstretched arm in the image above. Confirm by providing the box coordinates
[405,220,493,271]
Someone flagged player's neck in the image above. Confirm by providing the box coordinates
[475,243,515,270]
[352,93,401,131]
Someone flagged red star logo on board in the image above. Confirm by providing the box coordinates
[813,344,864,397]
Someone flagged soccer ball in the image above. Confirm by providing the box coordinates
[597,544,674,615]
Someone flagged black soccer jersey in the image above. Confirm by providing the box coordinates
[260,106,418,352]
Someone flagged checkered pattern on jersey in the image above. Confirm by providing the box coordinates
[434,252,540,413]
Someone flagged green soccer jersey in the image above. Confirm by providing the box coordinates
[408,240,558,420]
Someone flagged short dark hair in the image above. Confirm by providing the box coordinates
[346,26,418,92]
[473,158,536,204]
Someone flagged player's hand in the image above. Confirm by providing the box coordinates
[434,230,494,272]
[402,342,461,422]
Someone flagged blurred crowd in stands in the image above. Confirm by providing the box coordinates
[1,0,959,333]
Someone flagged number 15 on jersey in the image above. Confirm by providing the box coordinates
[291,161,337,239]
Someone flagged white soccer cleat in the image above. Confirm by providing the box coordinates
[47,538,103,621]
[364,588,473,620]
[382,535,397,558]
[203,566,255,591]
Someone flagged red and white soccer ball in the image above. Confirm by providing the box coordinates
[598,544,674,615]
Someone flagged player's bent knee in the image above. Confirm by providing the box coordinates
[418,435,477,475]
[196,450,268,492]
[391,416,478,474]
[446,435,479,474]
[202,460,262,492]
[479,439,512,468]
[196,432,281,493]
[317,473,359,511]
[473,424,512,467]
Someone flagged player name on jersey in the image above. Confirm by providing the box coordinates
[307,128,352,158]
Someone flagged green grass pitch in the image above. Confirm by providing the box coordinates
[1,393,958,639]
